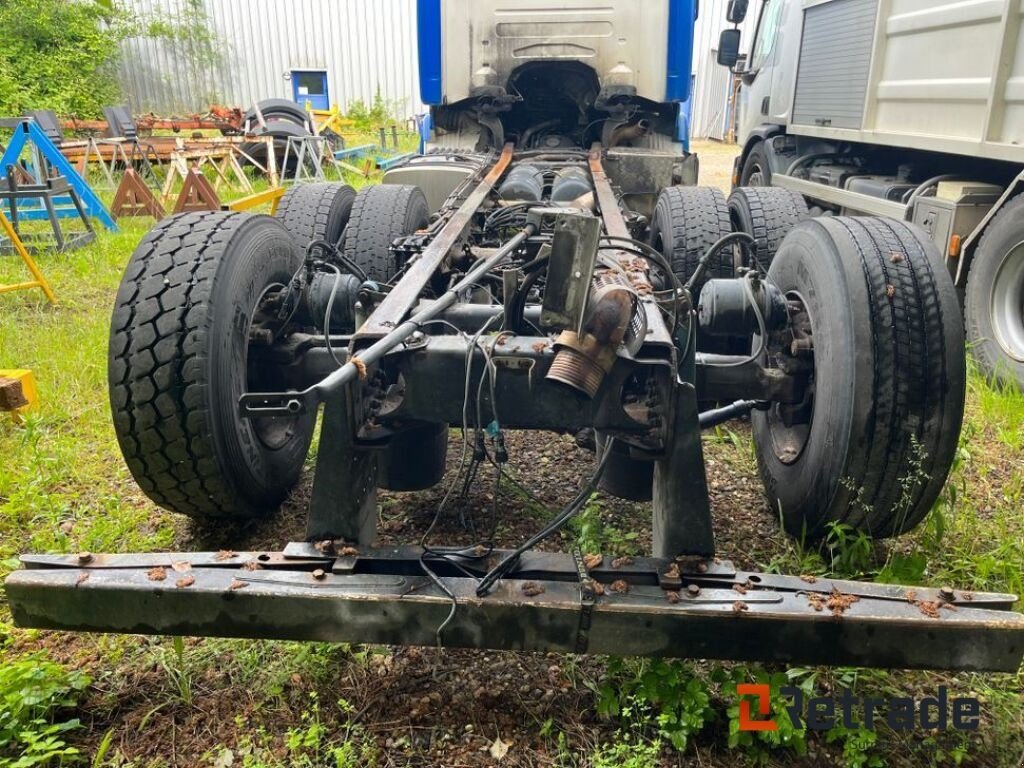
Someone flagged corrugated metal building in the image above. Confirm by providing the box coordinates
[119,0,754,139]
[689,0,757,141]
[119,0,423,118]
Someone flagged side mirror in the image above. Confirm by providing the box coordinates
[717,29,742,69]
[727,0,749,23]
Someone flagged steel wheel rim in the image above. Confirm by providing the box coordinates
[246,282,301,451]
[747,165,765,186]
[990,240,1024,363]
[765,292,815,466]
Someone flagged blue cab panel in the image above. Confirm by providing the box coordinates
[665,0,697,103]
[417,0,444,105]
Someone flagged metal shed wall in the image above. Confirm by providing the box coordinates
[120,0,752,138]
[118,0,423,118]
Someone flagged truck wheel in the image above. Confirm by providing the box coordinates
[649,186,732,288]
[740,143,771,186]
[727,187,808,270]
[342,185,430,282]
[341,185,446,482]
[109,212,315,520]
[275,182,356,252]
[753,217,966,540]
[965,194,1024,390]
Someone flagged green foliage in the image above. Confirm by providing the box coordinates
[597,658,713,753]
[573,497,640,556]
[209,694,376,768]
[590,739,661,768]
[0,657,90,766]
[344,91,402,131]
[0,0,131,118]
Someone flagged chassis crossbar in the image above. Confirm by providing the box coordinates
[6,547,1023,672]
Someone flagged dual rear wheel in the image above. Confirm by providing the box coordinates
[650,185,966,540]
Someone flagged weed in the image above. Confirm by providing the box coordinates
[0,656,90,765]
[573,497,640,556]
[590,739,661,768]
[596,658,713,752]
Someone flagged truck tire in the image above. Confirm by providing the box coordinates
[965,194,1024,390]
[342,185,430,282]
[753,217,966,540]
[244,98,310,130]
[275,182,356,253]
[109,212,315,520]
[740,142,771,186]
[649,186,733,288]
[728,187,808,270]
[340,184,445,483]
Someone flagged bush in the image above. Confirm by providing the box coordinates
[0,0,132,118]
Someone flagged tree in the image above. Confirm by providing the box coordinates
[0,0,131,118]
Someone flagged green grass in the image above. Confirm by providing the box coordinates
[1,178,1023,765]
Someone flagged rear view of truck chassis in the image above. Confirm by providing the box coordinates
[6,133,1024,671]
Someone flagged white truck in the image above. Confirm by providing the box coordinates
[718,0,1024,389]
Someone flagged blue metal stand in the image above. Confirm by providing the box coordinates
[0,121,117,231]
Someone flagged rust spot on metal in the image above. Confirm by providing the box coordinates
[591,581,606,597]
[531,341,548,354]
[733,601,749,614]
[340,547,359,557]
[916,601,942,619]
[229,579,248,591]
[215,550,237,561]
[807,593,825,612]
[176,575,195,589]
[664,563,681,579]
[611,556,634,569]
[583,554,603,571]
[147,566,167,582]
[610,580,629,594]
[666,591,681,604]
[826,588,860,618]
[800,574,818,584]
[171,561,191,573]
[352,357,368,380]
[76,572,90,586]
[241,561,261,572]
[522,582,545,597]
[733,584,748,596]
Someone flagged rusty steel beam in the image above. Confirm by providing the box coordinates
[6,547,1023,672]
[355,143,517,342]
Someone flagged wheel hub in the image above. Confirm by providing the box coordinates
[246,283,302,451]
[990,241,1024,363]
[765,294,815,466]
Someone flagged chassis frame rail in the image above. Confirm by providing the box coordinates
[7,546,1023,672]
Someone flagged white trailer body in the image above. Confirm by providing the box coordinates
[723,0,1024,389]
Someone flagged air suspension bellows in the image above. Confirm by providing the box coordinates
[497,165,544,202]
[547,272,643,398]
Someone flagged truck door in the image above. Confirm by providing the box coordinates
[737,0,785,141]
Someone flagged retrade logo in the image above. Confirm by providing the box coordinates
[737,685,981,732]
[737,684,778,732]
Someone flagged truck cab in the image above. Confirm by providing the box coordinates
[416,0,698,157]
